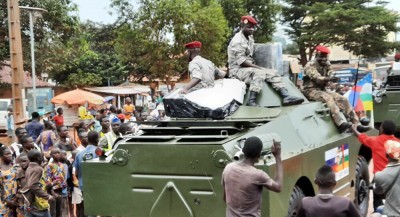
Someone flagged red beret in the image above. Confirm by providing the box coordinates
[395,53,400,59]
[241,15,257,25]
[184,41,202,49]
[315,45,330,54]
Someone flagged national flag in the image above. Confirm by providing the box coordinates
[344,73,373,111]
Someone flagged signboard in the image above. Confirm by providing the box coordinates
[26,87,54,116]
[325,144,349,181]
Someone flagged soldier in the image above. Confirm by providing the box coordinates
[181,41,226,94]
[303,45,369,133]
[227,15,304,106]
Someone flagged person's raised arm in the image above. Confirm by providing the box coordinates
[264,140,283,192]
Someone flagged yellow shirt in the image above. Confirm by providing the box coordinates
[78,106,87,119]
[123,104,135,120]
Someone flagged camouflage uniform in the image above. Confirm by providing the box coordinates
[227,32,285,93]
[188,55,225,92]
[303,59,359,126]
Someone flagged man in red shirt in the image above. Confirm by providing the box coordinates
[52,108,64,127]
[351,120,399,212]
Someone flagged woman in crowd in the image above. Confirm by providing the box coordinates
[36,121,58,159]
[0,147,19,217]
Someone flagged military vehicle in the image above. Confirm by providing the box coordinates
[82,83,375,217]
[82,45,376,217]
[373,72,400,131]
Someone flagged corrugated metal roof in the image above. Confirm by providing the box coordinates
[85,85,150,95]
[0,62,54,87]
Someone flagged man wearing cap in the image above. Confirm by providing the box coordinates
[98,117,122,151]
[351,120,400,212]
[303,45,368,133]
[374,139,400,216]
[181,41,226,93]
[222,137,283,216]
[227,15,304,106]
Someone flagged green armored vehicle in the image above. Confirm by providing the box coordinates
[82,75,376,216]
[373,73,400,132]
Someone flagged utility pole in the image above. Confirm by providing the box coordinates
[7,0,25,125]
[19,6,47,112]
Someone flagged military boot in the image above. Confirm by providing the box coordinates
[357,125,371,133]
[278,88,304,106]
[360,117,370,126]
[247,91,259,106]
[333,112,352,133]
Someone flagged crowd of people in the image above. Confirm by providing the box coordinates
[0,94,169,217]
[222,120,400,217]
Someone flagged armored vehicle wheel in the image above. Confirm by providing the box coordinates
[287,185,305,217]
[355,156,370,217]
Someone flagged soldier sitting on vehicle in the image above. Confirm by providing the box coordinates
[180,41,226,94]
[302,45,369,133]
[227,15,304,106]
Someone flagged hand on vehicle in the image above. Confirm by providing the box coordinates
[271,140,281,158]
[350,124,358,134]
[324,76,339,83]
[180,89,188,94]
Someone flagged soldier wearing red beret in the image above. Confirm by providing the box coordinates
[227,15,304,106]
[181,41,226,94]
[303,45,369,133]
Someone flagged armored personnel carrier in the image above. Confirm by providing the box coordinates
[82,45,376,217]
[374,73,400,132]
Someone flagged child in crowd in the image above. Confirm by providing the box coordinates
[0,147,19,217]
[20,136,36,156]
[61,149,76,216]
[296,165,361,217]
[23,149,53,217]
[15,154,30,217]
[45,148,69,217]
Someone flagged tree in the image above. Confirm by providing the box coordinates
[1,0,78,72]
[45,22,131,87]
[281,0,400,66]
[219,0,280,42]
[112,0,229,84]
[284,42,299,55]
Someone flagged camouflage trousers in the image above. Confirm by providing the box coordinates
[303,89,359,126]
[232,67,286,93]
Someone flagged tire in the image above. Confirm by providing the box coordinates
[355,156,370,217]
[287,185,305,217]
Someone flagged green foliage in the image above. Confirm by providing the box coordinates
[284,43,299,55]
[113,0,229,82]
[1,0,79,70]
[281,0,400,65]
[65,70,102,88]
[219,0,280,42]
[45,22,131,87]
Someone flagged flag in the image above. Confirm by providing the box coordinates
[344,73,373,111]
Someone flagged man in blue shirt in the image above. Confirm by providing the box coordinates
[73,131,99,217]
[25,112,44,141]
